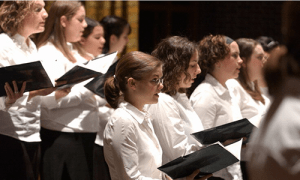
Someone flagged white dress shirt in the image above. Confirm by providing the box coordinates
[104,102,163,180]
[226,79,271,127]
[0,33,42,142]
[190,74,242,180]
[37,41,100,132]
[148,92,203,165]
[247,78,300,180]
[92,53,116,146]
[190,74,243,129]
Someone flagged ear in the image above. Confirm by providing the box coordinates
[127,77,136,90]
[110,34,118,44]
[60,16,68,28]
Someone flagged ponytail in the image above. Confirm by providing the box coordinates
[104,51,162,109]
[104,76,121,109]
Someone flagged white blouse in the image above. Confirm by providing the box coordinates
[190,74,243,180]
[190,74,243,129]
[38,41,100,132]
[148,92,203,165]
[247,78,300,180]
[226,79,271,127]
[0,33,43,142]
[104,102,163,180]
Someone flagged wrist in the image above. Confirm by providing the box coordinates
[5,97,14,107]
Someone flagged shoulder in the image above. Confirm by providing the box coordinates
[148,93,181,119]
[0,33,13,42]
[38,41,57,53]
[0,33,15,52]
[156,93,179,109]
[110,107,138,128]
[190,82,217,102]
[226,79,241,88]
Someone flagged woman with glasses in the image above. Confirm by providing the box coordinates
[233,38,271,121]
[103,51,204,180]
[225,38,271,180]
[255,36,280,100]
[148,36,205,166]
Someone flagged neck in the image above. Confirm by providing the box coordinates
[17,29,30,46]
[249,71,267,87]
[124,93,145,112]
[210,71,227,88]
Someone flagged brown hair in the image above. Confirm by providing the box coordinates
[104,51,163,109]
[236,38,265,104]
[151,36,197,96]
[0,1,34,35]
[187,34,230,97]
[35,1,83,63]
[100,15,131,54]
[74,17,102,59]
[198,34,230,75]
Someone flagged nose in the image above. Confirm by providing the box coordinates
[101,37,106,44]
[158,82,163,90]
[83,19,87,28]
[196,64,201,75]
[42,8,48,19]
[238,55,243,65]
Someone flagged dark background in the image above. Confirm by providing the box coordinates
[139,1,284,54]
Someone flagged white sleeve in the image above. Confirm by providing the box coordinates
[190,91,217,130]
[107,117,160,180]
[149,96,200,162]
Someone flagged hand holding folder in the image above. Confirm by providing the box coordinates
[0,52,118,97]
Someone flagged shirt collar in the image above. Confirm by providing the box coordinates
[205,73,229,96]
[120,101,147,124]
[66,42,73,51]
[11,33,35,52]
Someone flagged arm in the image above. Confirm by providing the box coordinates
[0,42,29,110]
[190,91,217,129]
[149,95,200,162]
[108,117,160,180]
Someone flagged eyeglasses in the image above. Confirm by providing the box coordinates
[150,78,164,85]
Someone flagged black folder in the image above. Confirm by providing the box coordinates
[0,61,54,97]
[56,51,117,89]
[158,143,240,179]
[191,118,255,145]
[84,56,119,98]
[56,65,101,89]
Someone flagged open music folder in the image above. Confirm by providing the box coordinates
[191,118,257,145]
[158,139,243,179]
[0,52,118,96]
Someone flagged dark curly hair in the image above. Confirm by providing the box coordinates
[151,36,197,96]
[198,34,230,75]
[187,34,230,97]
[0,1,34,35]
